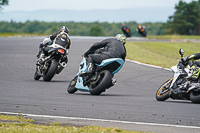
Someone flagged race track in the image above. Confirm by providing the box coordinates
[0,37,200,133]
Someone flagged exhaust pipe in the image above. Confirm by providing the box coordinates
[56,61,67,74]
[112,79,117,84]
[60,62,67,68]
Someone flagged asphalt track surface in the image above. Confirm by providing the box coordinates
[0,36,200,133]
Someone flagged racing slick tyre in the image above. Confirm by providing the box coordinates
[34,68,41,80]
[190,90,200,104]
[43,59,59,82]
[156,78,173,101]
[67,77,78,94]
[89,70,112,95]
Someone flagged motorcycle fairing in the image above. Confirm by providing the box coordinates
[75,76,89,91]
[75,57,124,91]
[98,58,124,74]
[75,57,89,91]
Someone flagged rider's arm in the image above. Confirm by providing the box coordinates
[84,39,110,57]
[66,39,71,49]
[42,37,51,45]
[187,53,200,61]
[90,39,110,52]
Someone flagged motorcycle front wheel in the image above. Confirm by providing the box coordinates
[43,59,59,81]
[34,68,41,80]
[67,77,78,94]
[156,77,173,101]
[89,70,112,95]
[190,90,200,104]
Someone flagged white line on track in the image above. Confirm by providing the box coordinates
[126,59,171,71]
[1,112,200,129]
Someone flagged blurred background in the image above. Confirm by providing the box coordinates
[0,0,199,36]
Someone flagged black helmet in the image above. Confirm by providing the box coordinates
[58,26,69,34]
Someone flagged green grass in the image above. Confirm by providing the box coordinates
[126,41,200,68]
[0,32,46,37]
[147,35,200,40]
[0,115,147,133]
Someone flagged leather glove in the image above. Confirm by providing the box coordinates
[181,57,187,62]
[181,57,188,65]
[84,50,91,57]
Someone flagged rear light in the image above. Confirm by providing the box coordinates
[58,49,65,54]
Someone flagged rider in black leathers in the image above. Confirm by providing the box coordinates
[80,34,126,76]
[37,26,71,65]
[121,23,131,37]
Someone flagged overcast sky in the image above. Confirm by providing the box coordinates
[3,0,197,12]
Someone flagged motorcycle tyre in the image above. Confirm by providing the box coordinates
[67,77,78,94]
[34,69,41,80]
[43,59,59,82]
[89,70,112,95]
[156,78,172,101]
[190,91,200,104]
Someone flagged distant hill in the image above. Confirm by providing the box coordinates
[0,7,175,23]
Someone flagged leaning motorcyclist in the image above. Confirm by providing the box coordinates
[181,53,200,80]
[37,26,71,65]
[80,34,126,77]
[121,23,131,37]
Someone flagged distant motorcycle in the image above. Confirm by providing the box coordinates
[156,49,200,103]
[137,26,146,37]
[34,44,67,81]
[67,56,124,95]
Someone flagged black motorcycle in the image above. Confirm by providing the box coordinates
[156,49,200,103]
[34,44,67,81]
[138,26,146,37]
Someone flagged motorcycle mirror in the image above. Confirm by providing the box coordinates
[179,49,184,57]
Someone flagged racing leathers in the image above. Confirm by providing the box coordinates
[82,38,126,76]
[182,53,200,80]
[38,31,71,64]
[121,25,131,37]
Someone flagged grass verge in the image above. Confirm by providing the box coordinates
[0,32,46,37]
[147,35,200,40]
[0,115,147,133]
[126,41,200,68]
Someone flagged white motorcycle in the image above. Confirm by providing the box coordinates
[156,49,200,103]
[34,44,68,81]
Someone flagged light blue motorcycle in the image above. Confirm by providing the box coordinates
[67,57,124,95]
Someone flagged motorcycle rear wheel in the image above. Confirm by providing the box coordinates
[89,70,112,95]
[67,77,78,94]
[156,77,173,101]
[190,90,200,104]
[43,59,59,81]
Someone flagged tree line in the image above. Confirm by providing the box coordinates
[164,0,200,35]
[0,0,199,36]
[0,21,165,36]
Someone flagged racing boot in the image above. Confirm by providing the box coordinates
[79,63,94,77]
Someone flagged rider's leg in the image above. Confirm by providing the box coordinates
[37,47,50,65]
[189,63,200,81]
[79,54,109,77]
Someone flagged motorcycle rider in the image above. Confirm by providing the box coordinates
[181,53,200,80]
[37,26,71,65]
[80,34,126,77]
[121,23,131,37]
[137,24,146,36]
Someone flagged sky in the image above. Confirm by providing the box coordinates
[3,0,197,12]
[0,0,198,23]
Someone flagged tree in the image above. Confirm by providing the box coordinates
[165,0,200,35]
[0,0,9,11]
[90,25,104,36]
